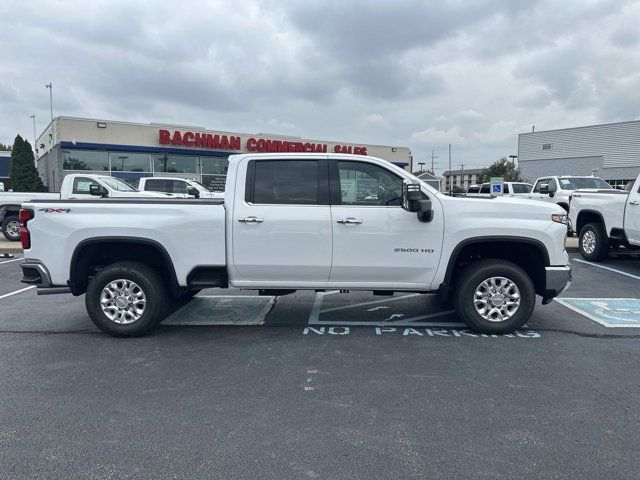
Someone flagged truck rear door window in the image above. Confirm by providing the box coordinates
[145,179,171,192]
[480,184,490,194]
[251,160,319,205]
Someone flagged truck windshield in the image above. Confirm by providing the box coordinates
[558,178,611,190]
[99,177,138,192]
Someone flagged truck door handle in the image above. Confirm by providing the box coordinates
[337,217,363,225]
[238,216,263,223]
[630,201,639,206]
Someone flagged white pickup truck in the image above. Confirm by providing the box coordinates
[529,175,612,212]
[137,176,224,199]
[569,174,640,260]
[19,153,571,337]
[1,174,168,241]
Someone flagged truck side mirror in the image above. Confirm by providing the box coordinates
[89,184,108,197]
[187,186,200,198]
[402,180,433,223]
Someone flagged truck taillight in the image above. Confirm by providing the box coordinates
[19,209,34,249]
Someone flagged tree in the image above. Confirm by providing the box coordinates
[9,135,46,192]
[0,143,11,151]
[478,157,523,183]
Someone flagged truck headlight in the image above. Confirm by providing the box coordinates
[551,213,568,225]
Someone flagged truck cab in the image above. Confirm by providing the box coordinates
[530,175,611,212]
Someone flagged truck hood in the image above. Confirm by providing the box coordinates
[440,194,565,217]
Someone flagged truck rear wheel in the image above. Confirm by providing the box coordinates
[85,261,168,337]
[454,259,535,334]
[2,215,20,241]
[579,223,608,261]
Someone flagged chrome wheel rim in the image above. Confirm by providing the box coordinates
[6,220,19,238]
[474,276,521,322]
[100,279,147,324]
[582,230,596,254]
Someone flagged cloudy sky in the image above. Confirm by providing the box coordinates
[1,0,639,173]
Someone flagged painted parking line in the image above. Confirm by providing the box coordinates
[0,258,22,265]
[163,295,275,326]
[0,285,35,300]
[556,298,640,328]
[308,291,462,327]
[573,258,640,281]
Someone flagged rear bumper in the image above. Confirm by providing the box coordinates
[20,260,71,295]
[542,265,572,304]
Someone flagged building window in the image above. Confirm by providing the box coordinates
[109,152,151,172]
[201,156,229,175]
[62,150,109,171]
[153,154,199,174]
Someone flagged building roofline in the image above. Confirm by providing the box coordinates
[519,119,640,137]
[53,116,411,151]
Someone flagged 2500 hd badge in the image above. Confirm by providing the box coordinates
[395,248,435,253]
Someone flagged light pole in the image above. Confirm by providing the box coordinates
[30,114,37,155]
[418,162,425,173]
[45,83,53,121]
[509,154,517,166]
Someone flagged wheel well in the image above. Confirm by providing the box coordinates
[557,202,569,212]
[445,240,547,297]
[69,239,179,297]
[1,206,20,220]
[576,211,604,236]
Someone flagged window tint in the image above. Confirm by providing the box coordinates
[480,184,490,194]
[523,184,532,193]
[145,179,171,192]
[72,177,100,194]
[153,154,199,174]
[467,186,479,193]
[512,184,526,194]
[533,179,548,193]
[503,183,510,194]
[252,160,319,204]
[337,161,403,206]
[63,150,109,171]
[171,180,189,194]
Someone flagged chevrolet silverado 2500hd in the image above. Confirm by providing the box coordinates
[19,153,571,337]
[1,173,169,241]
[569,174,640,260]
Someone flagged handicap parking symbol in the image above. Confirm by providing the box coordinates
[556,298,640,328]
[492,184,501,193]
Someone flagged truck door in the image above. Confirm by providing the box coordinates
[232,158,332,283]
[328,160,443,288]
[625,180,640,244]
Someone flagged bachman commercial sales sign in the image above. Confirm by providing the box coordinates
[158,129,369,155]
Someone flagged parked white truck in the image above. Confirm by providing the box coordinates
[19,153,571,337]
[529,175,612,212]
[1,174,169,241]
[568,174,640,261]
[137,176,224,199]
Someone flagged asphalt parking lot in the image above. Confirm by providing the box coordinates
[1,252,640,479]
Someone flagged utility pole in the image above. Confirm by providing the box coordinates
[448,144,452,195]
[431,149,438,173]
[460,163,465,191]
[45,83,53,121]
[30,114,37,155]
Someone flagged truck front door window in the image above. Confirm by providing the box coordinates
[337,161,402,206]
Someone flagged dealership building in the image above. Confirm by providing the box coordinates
[518,120,640,189]
[35,117,412,191]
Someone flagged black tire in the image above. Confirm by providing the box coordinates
[85,261,168,337]
[579,222,608,261]
[2,215,20,242]
[454,259,536,334]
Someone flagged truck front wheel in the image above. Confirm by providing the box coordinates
[2,215,20,241]
[579,223,608,261]
[454,259,535,334]
[85,261,168,337]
